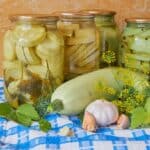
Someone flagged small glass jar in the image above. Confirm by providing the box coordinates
[57,12,99,80]
[3,15,64,108]
[119,18,150,76]
[81,10,119,68]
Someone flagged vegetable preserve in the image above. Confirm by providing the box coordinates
[57,12,99,80]
[119,18,150,77]
[81,10,119,67]
[3,15,64,108]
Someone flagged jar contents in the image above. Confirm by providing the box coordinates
[82,10,119,67]
[58,12,99,80]
[3,15,64,108]
[119,18,150,76]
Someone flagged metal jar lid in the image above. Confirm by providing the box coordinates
[80,9,116,16]
[125,18,150,23]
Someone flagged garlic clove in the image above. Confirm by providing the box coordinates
[58,126,74,136]
[82,111,97,132]
[117,114,130,129]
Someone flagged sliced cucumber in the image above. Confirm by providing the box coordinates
[123,27,143,36]
[137,30,150,38]
[124,54,150,74]
[125,53,150,62]
[130,37,150,54]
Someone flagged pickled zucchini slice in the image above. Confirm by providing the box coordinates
[7,80,20,95]
[42,60,64,85]
[13,24,46,47]
[3,30,16,60]
[16,44,41,65]
[70,42,98,64]
[36,31,62,60]
[3,60,21,70]
[27,65,49,79]
[5,68,22,80]
[57,22,79,37]
[66,28,96,45]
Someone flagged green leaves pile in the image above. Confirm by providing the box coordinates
[0,102,51,132]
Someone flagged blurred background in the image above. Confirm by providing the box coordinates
[0,0,149,76]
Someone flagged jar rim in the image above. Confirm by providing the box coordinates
[9,14,58,23]
[125,18,150,23]
[80,9,116,16]
[59,12,94,20]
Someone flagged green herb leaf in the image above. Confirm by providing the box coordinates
[34,90,52,118]
[0,102,13,117]
[7,111,17,121]
[145,97,150,113]
[16,113,32,126]
[16,104,40,121]
[39,119,51,132]
[131,107,147,128]
[50,99,64,112]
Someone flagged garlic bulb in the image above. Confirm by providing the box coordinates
[86,99,119,126]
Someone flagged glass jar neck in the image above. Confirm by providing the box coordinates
[15,20,57,29]
[95,15,115,26]
[15,20,43,26]
[60,18,94,23]
[126,22,150,28]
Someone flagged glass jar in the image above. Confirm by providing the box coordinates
[3,15,64,108]
[119,18,150,76]
[81,10,119,68]
[57,12,99,80]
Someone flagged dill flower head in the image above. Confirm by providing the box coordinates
[102,50,116,64]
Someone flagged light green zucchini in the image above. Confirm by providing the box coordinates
[51,67,149,115]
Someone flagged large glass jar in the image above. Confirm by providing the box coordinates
[119,18,150,77]
[3,15,64,108]
[82,10,119,68]
[57,12,99,80]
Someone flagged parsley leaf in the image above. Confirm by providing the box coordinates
[16,104,40,121]
[39,119,51,132]
[131,107,149,128]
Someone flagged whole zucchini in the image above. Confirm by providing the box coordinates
[51,67,149,115]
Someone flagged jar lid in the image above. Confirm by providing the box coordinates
[80,9,116,16]
[60,12,94,21]
[9,14,58,23]
[125,18,150,23]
